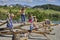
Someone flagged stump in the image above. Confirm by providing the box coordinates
[12,34,20,40]
[12,33,28,40]
[20,37,28,40]
[20,33,28,40]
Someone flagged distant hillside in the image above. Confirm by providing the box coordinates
[0,4,31,8]
[33,4,60,11]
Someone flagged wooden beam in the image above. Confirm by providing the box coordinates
[0,21,7,26]
[0,29,50,40]
[0,30,28,35]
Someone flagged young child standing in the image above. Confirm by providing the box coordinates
[28,13,34,23]
[20,7,26,24]
[6,12,14,31]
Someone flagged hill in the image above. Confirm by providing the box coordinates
[33,4,60,11]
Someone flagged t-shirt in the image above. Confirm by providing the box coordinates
[21,13,25,15]
[20,10,25,15]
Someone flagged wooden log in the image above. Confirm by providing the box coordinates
[50,24,59,26]
[0,29,50,40]
[31,30,50,40]
[0,30,28,35]
[0,30,28,40]
[12,34,20,40]
[0,21,7,26]
[20,37,28,40]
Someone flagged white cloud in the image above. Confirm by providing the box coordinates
[34,0,43,2]
[46,0,56,2]
[20,0,33,2]
[0,0,33,3]
[0,0,57,2]
[2,0,7,1]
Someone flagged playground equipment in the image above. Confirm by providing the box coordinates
[0,28,50,40]
[0,21,7,26]
[0,21,59,40]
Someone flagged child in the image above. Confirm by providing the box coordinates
[45,19,51,29]
[20,7,26,24]
[29,16,38,31]
[32,16,38,30]
[28,16,38,38]
[28,13,34,23]
[6,12,14,31]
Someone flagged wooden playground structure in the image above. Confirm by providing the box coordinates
[0,21,59,40]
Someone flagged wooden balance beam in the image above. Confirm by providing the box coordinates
[50,24,59,26]
[0,30,28,40]
[0,23,30,31]
[0,30,28,35]
[0,21,7,26]
[0,22,55,40]
[0,29,50,40]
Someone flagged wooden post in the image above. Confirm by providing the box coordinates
[20,33,28,40]
[12,34,20,40]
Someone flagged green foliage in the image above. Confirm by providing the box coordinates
[26,8,60,21]
[0,5,60,21]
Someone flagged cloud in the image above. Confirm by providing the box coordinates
[0,0,57,2]
[0,0,33,2]
[46,0,57,2]
[34,0,43,2]
[20,0,33,2]
[2,0,7,1]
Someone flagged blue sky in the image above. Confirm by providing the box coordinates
[0,0,60,6]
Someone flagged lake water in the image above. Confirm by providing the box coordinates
[0,20,60,24]
[52,21,60,24]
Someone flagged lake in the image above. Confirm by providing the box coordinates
[52,21,60,24]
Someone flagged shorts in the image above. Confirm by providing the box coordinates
[21,14,25,23]
[7,24,13,29]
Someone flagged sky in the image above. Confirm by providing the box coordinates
[0,0,60,6]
